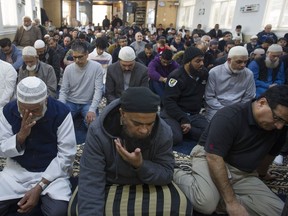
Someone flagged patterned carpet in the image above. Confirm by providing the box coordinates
[1,145,287,199]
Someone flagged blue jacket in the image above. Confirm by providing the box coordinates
[0,44,23,70]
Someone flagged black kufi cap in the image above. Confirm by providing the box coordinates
[183,47,204,64]
[120,87,160,113]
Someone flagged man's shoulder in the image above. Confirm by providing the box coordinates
[134,62,148,71]
[168,67,184,78]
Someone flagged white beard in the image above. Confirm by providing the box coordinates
[26,64,37,71]
[265,57,279,69]
[23,25,32,31]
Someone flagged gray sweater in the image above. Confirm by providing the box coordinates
[78,99,174,215]
[59,60,103,112]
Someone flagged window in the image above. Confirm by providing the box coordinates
[0,0,17,26]
[176,0,195,29]
[264,0,288,30]
[209,0,236,29]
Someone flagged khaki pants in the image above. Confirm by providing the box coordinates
[173,145,284,216]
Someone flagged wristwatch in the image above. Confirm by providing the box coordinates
[38,181,48,191]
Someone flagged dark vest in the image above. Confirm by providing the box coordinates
[3,97,70,172]
[255,56,281,83]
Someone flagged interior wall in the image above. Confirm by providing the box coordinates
[156,0,178,28]
[177,0,286,38]
[43,0,62,27]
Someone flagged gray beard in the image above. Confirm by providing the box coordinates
[265,57,279,69]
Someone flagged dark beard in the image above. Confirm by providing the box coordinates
[189,63,203,78]
[121,127,152,153]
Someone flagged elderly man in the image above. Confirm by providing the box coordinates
[0,60,17,108]
[0,38,23,71]
[0,77,76,215]
[148,49,179,99]
[105,46,149,104]
[34,39,61,85]
[79,87,175,214]
[248,44,285,98]
[59,41,103,126]
[244,35,258,55]
[130,32,147,55]
[257,24,278,45]
[174,85,288,215]
[13,16,42,47]
[18,46,57,98]
[161,47,208,144]
[205,46,256,121]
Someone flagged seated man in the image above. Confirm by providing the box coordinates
[0,60,17,108]
[78,87,175,214]
[161,47,208,144]
[248,44,285,98]
[34,39,61,85]
[0,77,76,215]
[174,85,288,215]
[59,41,103,127]
[105,46,148,104]
[137,43,157,67]
[205,46,256,121]
[18,46,57,98]
[148,49,179,99]
[13,16,42,47]
[88,37,112,87]
[0,38,23,71]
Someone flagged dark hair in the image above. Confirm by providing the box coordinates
[78,33,86,39]
[95,37,107,49]
[161,49,173,60]
[236,25,242,29]
[223,31,232,36]
[71,40,88,53]
[144,43,153,49]
[0,38,12,48]
[259,85,288,109]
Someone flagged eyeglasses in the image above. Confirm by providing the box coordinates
[72,55,85,60]
[270,108,288,126]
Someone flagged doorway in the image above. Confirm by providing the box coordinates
[92,5,112,27]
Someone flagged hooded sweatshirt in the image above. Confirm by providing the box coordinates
[78,99,174,215]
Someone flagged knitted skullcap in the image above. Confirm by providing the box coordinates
[120,87,160,113]
[118,46,136,61]
[250,35,258,39]
[227,46,248,58]
[252,48,265,55]
[267,44,283,53]
[17,77,47,104]
[22,46,37,56]
[34,39,45,49]
[183,46,204,64]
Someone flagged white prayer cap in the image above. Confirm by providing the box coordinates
[22,46,37,56]
[59,31,63,36]
[252,48,265,55]
[44,34,50,38]
[118,46,136,61]
[34,39,45,49]
[267,44,283,53]
[250,35,258,39]
[228,46,248,58]
[17,77,47,104]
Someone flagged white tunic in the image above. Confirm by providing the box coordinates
[0,60,17,108]
[0,111,76,201]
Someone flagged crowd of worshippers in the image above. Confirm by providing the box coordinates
[1,15,288,215]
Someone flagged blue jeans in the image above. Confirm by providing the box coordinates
[65,101,97,128]
[149,80,165,99]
